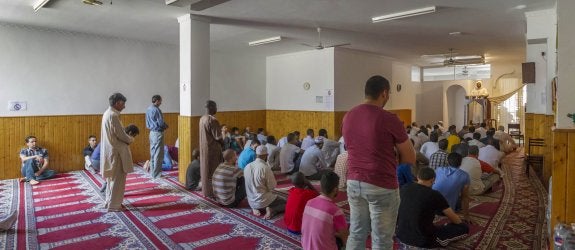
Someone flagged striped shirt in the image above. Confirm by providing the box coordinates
[429,150,449,170]
[301,195,347,250]
[212,163,242,206]
[19,147,48,168]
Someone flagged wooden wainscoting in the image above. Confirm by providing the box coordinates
[551,129,575,232]
[177,115,199,184]
[216,110,266,134]
[0,113,178,180]
[266,110,336,141]
[524,113,554,184]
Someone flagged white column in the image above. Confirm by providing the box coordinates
[178,14,210,116]
[524,9,557,115]
[557,0,575,128]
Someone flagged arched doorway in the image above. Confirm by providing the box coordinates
[446,84,467,130]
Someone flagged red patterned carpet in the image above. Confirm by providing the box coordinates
[0,150,547,249]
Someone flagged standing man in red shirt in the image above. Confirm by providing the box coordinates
[342,75,416,249]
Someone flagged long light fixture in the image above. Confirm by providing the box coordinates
[372,6,436,23]
[248,36,282,46]
[33,0,52,12]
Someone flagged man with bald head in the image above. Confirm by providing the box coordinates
[199,100,224,198]
[213,149,246,208]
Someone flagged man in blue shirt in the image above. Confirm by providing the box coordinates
[238,139,261,170]
[432,153,471,222]
[145,95,168,179]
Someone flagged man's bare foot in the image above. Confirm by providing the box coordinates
[252,209,261,216]
[264,207,276,220]
[29,180,40,185]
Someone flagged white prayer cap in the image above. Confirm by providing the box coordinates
[256,145,268,155]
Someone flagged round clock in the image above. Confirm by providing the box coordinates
[303,82,311,90]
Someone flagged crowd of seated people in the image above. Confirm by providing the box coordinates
[13,117,514,249]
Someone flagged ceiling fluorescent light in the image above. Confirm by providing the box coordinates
[372,6,436,23]
[248,36,282,46]
[33,0,52,12]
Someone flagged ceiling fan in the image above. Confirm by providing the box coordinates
[426,48,485,66]
[301,27,350,50]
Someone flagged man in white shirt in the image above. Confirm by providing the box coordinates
[475,123,488,139]
[468,133,486,148]
[277,131,300,148]
[318,129,340,168]
[300,129,315,150]
[458,146,485,196]
[244,145,285,220]
[493,126,517,153]
[279,133,302,175]
[299,136,330,180]
[265,136,280,170]
[478,142,504,170]
[420,132,439,160]
[463,126,476,140]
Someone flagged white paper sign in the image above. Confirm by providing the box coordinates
[8,101,27,111]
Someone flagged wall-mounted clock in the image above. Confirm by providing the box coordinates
[303,82,311,90]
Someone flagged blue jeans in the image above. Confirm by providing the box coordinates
[149,131,164,178]
[346,180,400,250]
[21,159,56,181]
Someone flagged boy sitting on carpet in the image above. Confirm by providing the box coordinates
[301,172,349,250]
[396,167,469,248]
[284,172,319,234]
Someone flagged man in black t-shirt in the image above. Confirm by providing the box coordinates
[397,167,469,248]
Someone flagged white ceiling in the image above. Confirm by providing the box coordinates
[0,0,556,65]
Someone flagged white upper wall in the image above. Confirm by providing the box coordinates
[557,0,575,128]
[333,48,393,111]
[0,23,179,116]
[211,52,266,111]
[525,8,557,115]
[266,49,334,111]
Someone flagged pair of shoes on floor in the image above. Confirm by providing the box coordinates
[143,160,150,172]
[0,210,18,231]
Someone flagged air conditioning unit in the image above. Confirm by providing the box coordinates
[165,0,230,11]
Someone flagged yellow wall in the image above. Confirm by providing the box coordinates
[0,113,178,180]
[266,110,336,141]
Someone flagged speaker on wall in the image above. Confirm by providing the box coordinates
[522,62,535,84]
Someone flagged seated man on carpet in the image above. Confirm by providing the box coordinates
[83,135,98,173]
[462,146,501,195]
[478,139,505,171]
[446,125,461,153]
[279,133,302,175]
[429,139,449,170]
[494,125,518,153]
[318,129,340,168]
[212,149,246,208]
[420,131,439,160]
[186,149,201,191]
[299,136,331,180]
[244,145,286,219]
[468,132,486,148]
[301,171,349,250]
[265,136,281,171]
[300,128,315,150]
[19,135,57,185]
[334,146,348,190]
[480,128,500,151]
[284,172,319,234]
[432,153,471,222]
[238,139,261,170]
[397,167,469,248]
[0,210,18,231]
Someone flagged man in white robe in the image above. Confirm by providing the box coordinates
[101,93,135,212]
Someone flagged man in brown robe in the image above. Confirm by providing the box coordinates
[199,100,223,198]
[101,93,135,212]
